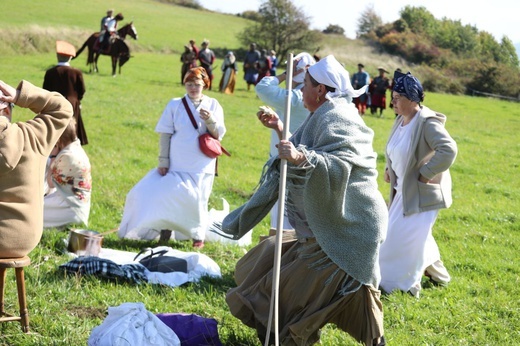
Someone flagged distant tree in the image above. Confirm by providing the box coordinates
[399,6,437,36]
[323,24,345,35]
[478,31,503,63]
[433,19,478,55]
[167,0,202,10]
[237,0,319,61]
[356,4,382,38]
[240,10,262,22]
[498,36,520,68]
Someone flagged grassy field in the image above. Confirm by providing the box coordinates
[0,0,519,345]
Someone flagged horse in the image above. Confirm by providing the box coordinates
[74,22,138,76]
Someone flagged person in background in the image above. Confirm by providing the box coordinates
[369,67,391,117]
[100,9,113,32]
[180,45,196,85]
[268,50,278,76]
[44,118,92,228]
[389,68,402,116]
[255,52,316,232]
[189,39,199,63]
[99,12,124,52]
[43,40,88,145]
[243,43,260,91]
[255,49,272,84]
[219,51,238,94]
[197,40,216,90]
[379,70,457,298]
[0,79,72,258]
[118,67,227,249]
[224,55,387,346]
[351,63,370,115]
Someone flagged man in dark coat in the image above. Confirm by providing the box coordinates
[43,40,88,145]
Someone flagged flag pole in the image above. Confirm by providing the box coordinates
[264,53,294,346]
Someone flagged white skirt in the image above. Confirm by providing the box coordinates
[44,191,85,228]
[379,191,441,293]
[118,169,214,241]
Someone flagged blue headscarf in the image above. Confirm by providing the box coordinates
[392,71,424,103]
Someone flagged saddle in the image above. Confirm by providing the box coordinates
[95,33,119,54]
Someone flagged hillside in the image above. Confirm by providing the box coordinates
[0,0,418,80]
[0,1,519,345]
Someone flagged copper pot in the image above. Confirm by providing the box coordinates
[67,229,103,256]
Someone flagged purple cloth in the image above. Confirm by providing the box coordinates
[156,313,222,346]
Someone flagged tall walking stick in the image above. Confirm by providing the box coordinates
[264,53,294,346]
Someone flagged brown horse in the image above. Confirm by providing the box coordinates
[74,22,138,76]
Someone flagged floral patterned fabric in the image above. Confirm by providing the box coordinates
[44,138,92,227]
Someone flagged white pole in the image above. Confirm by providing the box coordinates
[264,53,294,346]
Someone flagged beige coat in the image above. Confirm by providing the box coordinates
[0,80,73,257]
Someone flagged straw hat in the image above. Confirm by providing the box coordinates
[56,40,76,57]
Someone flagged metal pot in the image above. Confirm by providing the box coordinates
[67,229,103,256]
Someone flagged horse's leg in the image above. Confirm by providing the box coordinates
[112,56,117,77]
[94,52,100,73]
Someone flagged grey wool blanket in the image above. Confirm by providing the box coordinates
[222,98,388,287]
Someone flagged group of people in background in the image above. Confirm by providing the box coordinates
[0,8,460,344]
[180,39,219,91]
[351,63,397,117]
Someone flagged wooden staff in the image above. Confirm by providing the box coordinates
[264,53,294,346]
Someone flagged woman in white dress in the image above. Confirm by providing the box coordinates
[379,71,458,297]
[118,67,226,248]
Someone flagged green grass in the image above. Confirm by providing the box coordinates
[1,1,519,345]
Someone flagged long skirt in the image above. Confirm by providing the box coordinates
[379,191,443,294]
[118,169,214,241]
[219,68,236,94]
[44,191,85,228]
[226,232,384,345]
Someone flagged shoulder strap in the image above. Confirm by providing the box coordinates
[181,97,198,130]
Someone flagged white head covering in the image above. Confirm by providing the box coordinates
[308,55,368,101]
[291,52,316,84]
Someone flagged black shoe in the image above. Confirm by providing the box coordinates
[373,335,386,346]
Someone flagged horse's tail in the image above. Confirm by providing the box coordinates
[74,38,89,60]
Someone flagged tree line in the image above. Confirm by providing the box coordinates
[231,0,520,99]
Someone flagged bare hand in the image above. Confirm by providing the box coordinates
[0,80,19,104]
[384,169,390,183]
[199,108,212,121]
[257,110,281,130]
[277,140,304,165]
[157,167,168,176]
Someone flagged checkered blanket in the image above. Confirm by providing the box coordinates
[59,256,148,284]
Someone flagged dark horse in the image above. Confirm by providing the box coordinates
[74,22,138,76]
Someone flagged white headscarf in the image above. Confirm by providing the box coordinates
[308,55,368,101]
[290,52,316,84]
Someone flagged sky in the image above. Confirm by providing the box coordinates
[197,0,520,44]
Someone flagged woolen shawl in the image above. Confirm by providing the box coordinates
[222,97,388,287]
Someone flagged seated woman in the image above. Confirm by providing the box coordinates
[44,118,92,228]
[118,67,227,249]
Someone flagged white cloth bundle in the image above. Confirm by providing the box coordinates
[88,302,181,346]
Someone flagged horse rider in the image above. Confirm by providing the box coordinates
[100,9,113,32]
[100,12,124,53]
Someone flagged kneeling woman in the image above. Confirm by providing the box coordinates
[44,118,92,228]
[222,56,388,345]
[118,67,227,248]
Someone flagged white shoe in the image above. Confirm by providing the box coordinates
[425,260,451,285]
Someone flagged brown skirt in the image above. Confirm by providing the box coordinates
[226,232,384,345]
